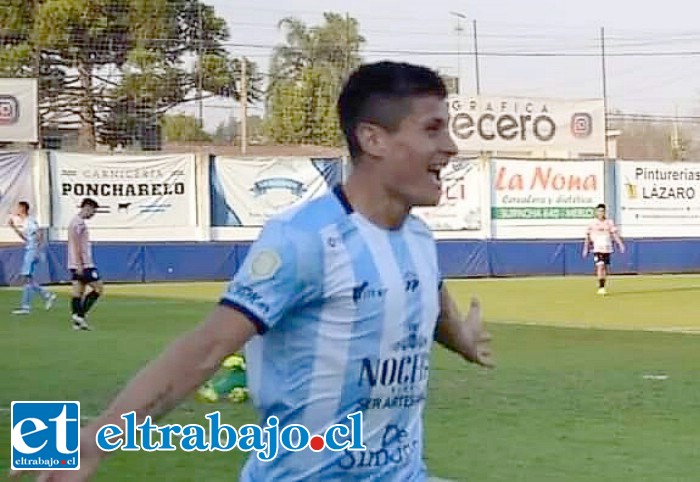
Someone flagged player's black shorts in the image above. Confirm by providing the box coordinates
[593,253,611,266]
[70,267,101,283]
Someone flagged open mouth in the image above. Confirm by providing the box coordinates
[427,167,442,185]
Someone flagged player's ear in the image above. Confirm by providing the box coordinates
[355,122,390,159]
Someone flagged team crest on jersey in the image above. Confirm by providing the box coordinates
[392,322,429,352]
[249,249,281,280]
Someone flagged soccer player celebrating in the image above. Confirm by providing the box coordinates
[12,62,493,482]
[8,201,56,315]
[583,203,625,295]
[67,198,103,330]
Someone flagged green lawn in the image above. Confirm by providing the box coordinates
[2,275,700,481]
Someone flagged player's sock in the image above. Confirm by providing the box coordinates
[20,283,34,309]
[71,297,84,317]
[32,282,50,300]
[82,291,101,314]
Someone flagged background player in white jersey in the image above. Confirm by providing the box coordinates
[583,203,625,295]
[8,201,56,315]
[67,198,103,330]
[11,62,492,482]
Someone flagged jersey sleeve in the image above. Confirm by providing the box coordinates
[219,220,322,335]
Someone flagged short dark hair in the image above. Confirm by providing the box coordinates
[596,203,606,210]
[81,198,98,209]
[337,61,448,159]
[18,201,29,213]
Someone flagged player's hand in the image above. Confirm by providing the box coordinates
[582,248,588,258]
[619,244,626,254]
[460,298,494,368]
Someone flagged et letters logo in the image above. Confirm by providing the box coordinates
[0,95,19,125]
[11,401,80,471]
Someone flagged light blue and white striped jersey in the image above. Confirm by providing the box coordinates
[22,216,40,252]
[220,185,442,482]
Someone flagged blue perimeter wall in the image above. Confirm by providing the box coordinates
[2,239,700,285]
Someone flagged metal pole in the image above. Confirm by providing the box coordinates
[473,19,481,95]
[601,26,609,158]
[345,12,351,76]
[197,3,204,128]
[241,57,248,154]
[449,12,466,94]
[456,21,462,93]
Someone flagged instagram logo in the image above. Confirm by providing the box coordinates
[0,96,19,125]
[571,113,592,138]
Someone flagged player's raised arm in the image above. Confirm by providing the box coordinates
[434,283,493,368]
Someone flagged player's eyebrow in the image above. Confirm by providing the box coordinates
[424,116,447,129]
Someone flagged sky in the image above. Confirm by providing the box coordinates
[181,0,700,131]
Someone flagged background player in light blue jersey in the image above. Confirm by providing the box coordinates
[8,201,56,315]
[12,61,493,482]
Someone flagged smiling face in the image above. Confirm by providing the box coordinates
[353,95,458,209]
[377,95,457,207]
[338,62,460,219]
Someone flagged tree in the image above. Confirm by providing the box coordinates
[0,1,34,76]
[0,0,67,123]
[264,13,365,146]
[612,117,696,161]
[0,0,262,149]
[162,114,211,142]
[213,115,263,145]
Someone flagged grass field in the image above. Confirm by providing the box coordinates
[2,274,700,481]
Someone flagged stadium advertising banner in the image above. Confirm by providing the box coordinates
[210,156,343,226]
[49,152,197,228]
[0,151,35,222]
[0,79,38,143]
[448,95,605,154]
[412,158,483,231]
[490,158,605,226]
[616,160,700,229]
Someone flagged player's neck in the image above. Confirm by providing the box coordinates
[342,173,410,230]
